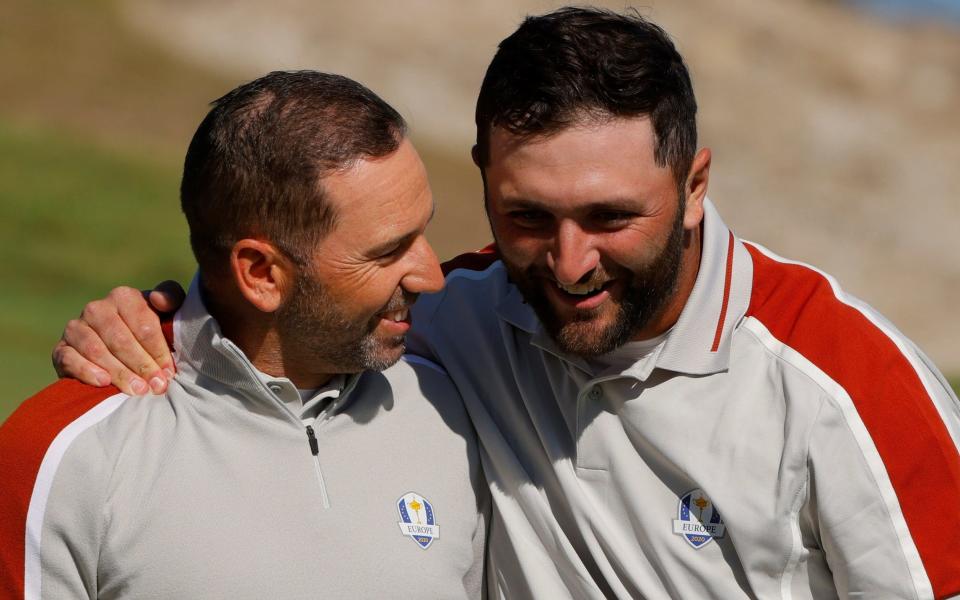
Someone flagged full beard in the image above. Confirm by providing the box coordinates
[275,272,408,374]
[506,203,686,357]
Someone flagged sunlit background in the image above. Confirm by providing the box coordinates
[2,0,958,420]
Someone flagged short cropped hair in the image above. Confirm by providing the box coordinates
[181,70,407,274]
[475,7,697,189]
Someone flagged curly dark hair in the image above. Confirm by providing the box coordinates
[181,70,407,275]
[475,7,697,190]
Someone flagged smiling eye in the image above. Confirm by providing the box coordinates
[374,234,421,261]
[509,209,551,228]
[377,245,401,258]
[592,210,634,227]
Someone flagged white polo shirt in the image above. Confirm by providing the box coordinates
[409,199,960,599]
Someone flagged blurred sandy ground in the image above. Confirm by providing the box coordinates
[6,0,960,371]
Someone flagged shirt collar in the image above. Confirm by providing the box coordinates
[494,198,753,379]
[173,275,361,417]
[653,199,753,376]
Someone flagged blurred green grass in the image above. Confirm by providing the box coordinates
[0,0,223,422]
[0,121,194,420]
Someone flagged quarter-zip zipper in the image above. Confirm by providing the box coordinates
[219,339,334,509]
[305,425,331,508]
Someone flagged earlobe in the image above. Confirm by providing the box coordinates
[470,145,481,168]
[230,240,291,313]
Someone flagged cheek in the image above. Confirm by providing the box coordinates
[351,275,401,308]
[603,231,668,272]
[319,264,395,310]
[358,266,409,308]
[496,235,544,270]
[491,223,547,268]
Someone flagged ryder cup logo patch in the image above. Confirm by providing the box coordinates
[672,488,726,549]
[397,492,440,549]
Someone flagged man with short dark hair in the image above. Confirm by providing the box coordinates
[0,71,487,599]
[41,7,960,599]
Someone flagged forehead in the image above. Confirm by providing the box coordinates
[485,117,673,206]
[320,139,433,245]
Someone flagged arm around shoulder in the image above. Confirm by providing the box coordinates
[52,282,186,397]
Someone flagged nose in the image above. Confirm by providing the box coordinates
[402,235,445,295]
[546,219,600,285]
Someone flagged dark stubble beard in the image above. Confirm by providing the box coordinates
[275,269,408,373]
[505,198,686,357]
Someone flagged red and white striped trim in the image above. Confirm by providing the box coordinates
[0,380,127,599]
[23,392,128,599]
[746,317,930,598]
[745,240,960,599]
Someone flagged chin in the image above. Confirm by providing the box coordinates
[358,335,407,371]
[550,315,626,357]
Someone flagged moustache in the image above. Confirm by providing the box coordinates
[378,290,419,314]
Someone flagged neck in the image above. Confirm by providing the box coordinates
[200,279,336,389]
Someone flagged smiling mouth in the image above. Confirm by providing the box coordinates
[554,280,612,298]
[379,308,410,322]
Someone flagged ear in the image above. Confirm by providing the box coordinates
[470,144,481,168]
[682,147,711,230]
[229,239,295,313]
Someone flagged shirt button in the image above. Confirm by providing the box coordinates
[589,388,602,400]
[268,384,282,393]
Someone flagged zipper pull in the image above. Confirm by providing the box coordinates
[305,425,319,456]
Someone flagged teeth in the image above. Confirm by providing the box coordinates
[556,281,604,295]
[382,309,408,322]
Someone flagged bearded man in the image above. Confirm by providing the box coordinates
[0,71,487,599]
[39,7,960,599]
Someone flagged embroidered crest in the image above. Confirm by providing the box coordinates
[397,492,440,549]
[672,488,726,549]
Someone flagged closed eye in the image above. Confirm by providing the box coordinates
[508,209,552,228]
[377,244,403,259]
[591,210,636,228]
[370,237,414,262]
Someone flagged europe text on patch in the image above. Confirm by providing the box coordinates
[397,492,440,549]
[672,488,726,549]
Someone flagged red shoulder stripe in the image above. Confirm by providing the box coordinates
[745,243,960,597]
[441,244,499,276]
[0,379,119,598]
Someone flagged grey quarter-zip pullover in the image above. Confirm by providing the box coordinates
[0,281,487,599]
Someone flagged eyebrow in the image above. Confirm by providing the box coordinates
[499,196,642,212]
[368,232,412,257]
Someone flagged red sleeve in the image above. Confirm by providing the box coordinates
[746,243,960,597]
